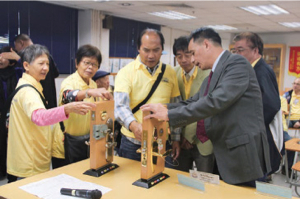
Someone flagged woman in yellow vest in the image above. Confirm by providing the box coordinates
[51,44,112,169]
[7,44,96,183]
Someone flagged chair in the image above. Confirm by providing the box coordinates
[285,138,300,196]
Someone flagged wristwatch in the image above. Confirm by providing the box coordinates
[85,89,90,98]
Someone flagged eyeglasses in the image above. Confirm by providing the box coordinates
[231,47,254,54]
[82,61,98,68]
[293,83,300,86]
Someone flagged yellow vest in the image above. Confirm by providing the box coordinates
[174,66,213,156]
[52,71,97,159]
[7,73,51,177]
[114,55,180,138]
[290,92,300,120]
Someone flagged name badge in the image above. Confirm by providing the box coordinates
[294,99,299,105]
[189,170,220,185]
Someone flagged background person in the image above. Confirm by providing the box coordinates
[0,34,59,109]
[0,46,23,179]
[233,32,283,177]
[7,44,96,183]
[283,77,300,128]
[51,44,112,169]
[172,36,214,173]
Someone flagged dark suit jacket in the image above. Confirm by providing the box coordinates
[167,50,271,184]
[254,58,282,174]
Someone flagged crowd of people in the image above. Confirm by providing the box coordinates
[0,27,296,187]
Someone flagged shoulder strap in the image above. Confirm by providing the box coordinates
[2,84,48,120]
[132,63,166,114]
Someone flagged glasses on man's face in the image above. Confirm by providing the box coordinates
[82,61,98,68]
[231,47,254,54]
[293,82,300,86]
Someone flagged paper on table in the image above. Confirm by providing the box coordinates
[19,173,111,199]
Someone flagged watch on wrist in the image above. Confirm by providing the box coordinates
[85,89,90,98]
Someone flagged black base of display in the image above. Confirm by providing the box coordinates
[132,173,169,189]
[83,163,119,177]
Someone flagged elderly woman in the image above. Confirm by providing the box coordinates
[7,44,96,183]
[52,44,112,169]
[0,46,23,178]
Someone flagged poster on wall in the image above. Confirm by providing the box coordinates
[109,58,134,73]
[289,46,300,77]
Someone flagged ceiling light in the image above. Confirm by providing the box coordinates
[207,25,237,30]
[279,22,300,28]
[240,4,289,15]
[149,11,195,20]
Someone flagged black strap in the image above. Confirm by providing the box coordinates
[59,121,65,132]
[2,84,48,120]
[132,63,166,114]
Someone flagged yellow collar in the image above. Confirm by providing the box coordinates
[22,73,43,93]
[251,57,261,68]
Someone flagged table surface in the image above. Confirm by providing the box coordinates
[0,156,295,199]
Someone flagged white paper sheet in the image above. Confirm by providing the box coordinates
[19,174,111,199]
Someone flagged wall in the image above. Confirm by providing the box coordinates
[0,1,78,74]
[259,32,300,91]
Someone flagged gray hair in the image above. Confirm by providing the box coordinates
[21,44,49,64]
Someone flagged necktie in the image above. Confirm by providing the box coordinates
[185,73,190,82]
[196,71,213,143]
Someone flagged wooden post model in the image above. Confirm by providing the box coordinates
[84,100,119,177]
[133,111,170,188]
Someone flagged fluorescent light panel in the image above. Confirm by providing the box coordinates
[0,36,8,44]
[279,22,300,28]
[207,25,237,30]
[149,11,195,20]
[240,4,289,15]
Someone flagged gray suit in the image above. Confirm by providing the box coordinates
[168,51,271,184]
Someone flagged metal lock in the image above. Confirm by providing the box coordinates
[93,124,108,140]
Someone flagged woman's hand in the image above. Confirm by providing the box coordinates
[64,101,96,116]
[87,88,113,100]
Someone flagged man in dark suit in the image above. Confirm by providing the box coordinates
[0,34,59,109]
[233,32,283,177]
[141,27,271,186]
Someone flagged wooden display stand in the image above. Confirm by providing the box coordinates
[133,111,169,188]
[84,100,119,177]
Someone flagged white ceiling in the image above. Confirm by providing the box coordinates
[43,0,300,33]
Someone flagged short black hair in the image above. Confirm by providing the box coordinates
[188,27,222,47]
[0,46,18,65]
[233,32,264,55]
[173,36,189,56]
[137,28,165,51]
[21,44,49,64]
[14,34,32,43]
[75,44,102,69]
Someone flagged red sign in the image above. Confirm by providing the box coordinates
[289,46,300,77]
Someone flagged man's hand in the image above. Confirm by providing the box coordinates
[0,48,20,61]
[64,101,96,115]
[172,141,180,160]
[181,137,193,150]
[140,103,169,121]
[294,121,300,128]
[129,120,142,141]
